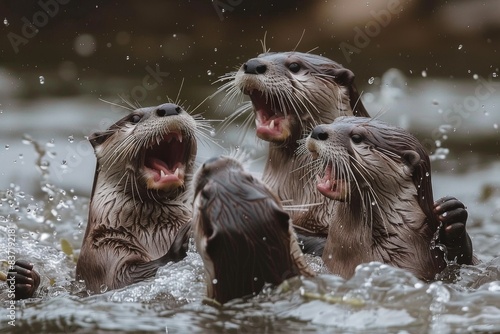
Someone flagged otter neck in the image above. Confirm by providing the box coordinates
[88,173,190,258]
[323,185,428,277]
[263,143,332,234]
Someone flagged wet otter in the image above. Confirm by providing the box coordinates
[192,155,314,304]
[218,51,473,261]
[218,51,369,235]
[306,116,475,280]
[9,103,204,298]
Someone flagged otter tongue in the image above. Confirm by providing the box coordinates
[147,158,180,180]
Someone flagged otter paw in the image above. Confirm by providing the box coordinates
[434,196,473,264]
[7,260,40,300]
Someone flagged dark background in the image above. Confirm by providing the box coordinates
[1,0,499,101]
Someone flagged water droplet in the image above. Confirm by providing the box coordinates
[425,172,430,177]
[39,76,45,84]
[253,277,258,281]
[212,279,218,284]
[421,70,427,78]
[207,70,212,76]
[494,124,498,129]
[438,124,452,133]
[493,73,498,78]
[100,284,108,293]
[262,236,266,241]
[473,74,479,80]
[210,129,216,137]
[40,160,50,170]
[458,44,463,50]
[4,144,9,150]
[432,99,439,105]
[368,77,375,84]
[68,135,74,143]
[56,215,62,221]
[46,139,55,147]
[126,55,130,60]
[172,34,177,38]
[3,18,9,26]
[214,48,217,52]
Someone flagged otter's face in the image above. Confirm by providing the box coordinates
[224,52,363,144]
[306,117,424,203]
[90,103,198,197]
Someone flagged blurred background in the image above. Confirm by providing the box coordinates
[1,0,499,199]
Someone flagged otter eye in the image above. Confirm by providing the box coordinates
[288,62,301,73]
[129,114,142,124]
[351,134,363,144]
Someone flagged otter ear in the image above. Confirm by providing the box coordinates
[325,67,355,87]
[401,150,421,171]
[88,131,112,148]
[324,67,370,117]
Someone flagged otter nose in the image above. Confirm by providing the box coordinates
[243,59,267,74]
[156,104,181,117]
[310,126,329,141]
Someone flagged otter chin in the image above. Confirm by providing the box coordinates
[217,51,370,235]
[192,155,314,305]
[76,102,202,293]
[306,116,474,281]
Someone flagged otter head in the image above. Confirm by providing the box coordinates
[192,155,309,304]
[89,103,198,199]
[306,117,436,220]
[221,51,369,145]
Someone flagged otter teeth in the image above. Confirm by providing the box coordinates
[269,119,275,130]
[174,168,180,178]
[160,169,167,178]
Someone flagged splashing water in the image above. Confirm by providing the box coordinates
[1,138,500,333]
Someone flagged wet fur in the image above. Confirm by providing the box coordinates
[306,117,446,280]
[77,104,204,293]
[192,155,313,304]
[217,51,369,234]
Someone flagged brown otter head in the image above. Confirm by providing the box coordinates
[89,103,198,201]
[218,51,369,145]
[192,155,313,304]
[306,116,445,280]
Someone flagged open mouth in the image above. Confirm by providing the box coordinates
[246,89,291,142]
[316,163,348,201]
[143,131,189,191]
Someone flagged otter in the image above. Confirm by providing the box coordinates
[218,51,473,261]
[305,116,475,280]
[8,103,204,298]
[218,51,369,235]
[192,155,314,304]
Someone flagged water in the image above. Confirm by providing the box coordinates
[1,72,500,333]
